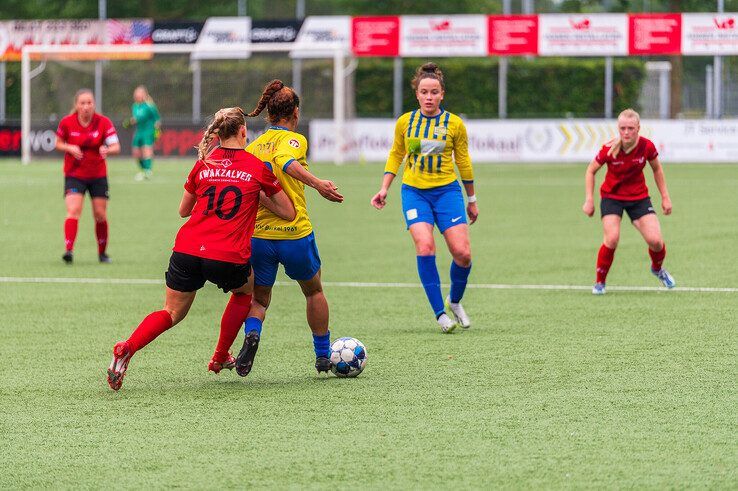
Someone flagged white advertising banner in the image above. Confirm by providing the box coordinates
[309,119,738,163]
[291,16,350,58]
[681,13,738,55]
[400,15,488,57]
[192,17,251,59]
[538,14,628,56]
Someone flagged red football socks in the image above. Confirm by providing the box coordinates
[126,310,174,354]
[596,244,616,284]
[95,220,108,255]
[214,293,253,362]
[649,243,666,272]
[64,218,78,252]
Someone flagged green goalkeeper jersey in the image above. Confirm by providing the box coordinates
[131,102,160,136]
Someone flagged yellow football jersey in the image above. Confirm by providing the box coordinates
[246,126,312,240]
[385,109,473,189]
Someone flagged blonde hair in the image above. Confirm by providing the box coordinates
[196,107,246,161]
[70,88,94,115]
[607,108,641,157]
[135,85,156,105]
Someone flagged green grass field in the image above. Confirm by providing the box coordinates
[0,158,736,488]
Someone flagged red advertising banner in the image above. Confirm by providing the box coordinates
[351,16,400,57]
[629,14,681,55]
[488,15,538,55]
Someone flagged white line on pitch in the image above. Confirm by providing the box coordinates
[0,276,736,293]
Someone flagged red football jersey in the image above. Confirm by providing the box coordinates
[595,136,659,201]
[56,113,118,180]
[173,147,283,264]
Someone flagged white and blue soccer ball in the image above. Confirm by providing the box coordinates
[329,337,367,378]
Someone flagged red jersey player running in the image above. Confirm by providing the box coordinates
[107,107,295,390]
[55,89,121,264]
[583,108,675,295]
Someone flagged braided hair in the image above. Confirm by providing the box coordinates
[247,79,300,125]
[196,107,246,161]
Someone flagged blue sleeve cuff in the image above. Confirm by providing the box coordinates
[384,171,396,176]
[462,179,474,184]
[282,158,296,172]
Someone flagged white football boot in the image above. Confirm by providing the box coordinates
[436,313,458,334]
[445,296,471,329]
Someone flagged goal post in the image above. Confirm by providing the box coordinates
[21,43,348,164]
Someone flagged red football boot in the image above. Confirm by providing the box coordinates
[107,341,132,391]
[208,353,236,374]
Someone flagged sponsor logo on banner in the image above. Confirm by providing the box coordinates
[291,16,350,58]
[309,119,738,163]
[152,21,203,44]
[351,16,400,57]
[400,15,487,57]
[628,14,681,55]
[538,14,628,56]
[682,13,738,55]
[488,15,538,55]
[192,17,251,60]
[251,20,301,43]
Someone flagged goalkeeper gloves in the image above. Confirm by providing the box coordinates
[154,127,161,141]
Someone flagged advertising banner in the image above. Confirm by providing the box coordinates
[309,119,738,163]
[400,15,487,57]
[251,20,302,43]
[488,15,538,56]
[628,14,681,55]
[151,21,204,44]
[0,125,21,156]
[192,17,251,60]
[538,14,628,56]
[681,13,738,55]
[0,20,105,61]
[291,16,350,58]
[351,16,400,57]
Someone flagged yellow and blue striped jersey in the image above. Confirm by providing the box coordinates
[385,109,473,189]
[246,126,312,240]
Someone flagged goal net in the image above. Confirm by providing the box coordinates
[21,43,348,164]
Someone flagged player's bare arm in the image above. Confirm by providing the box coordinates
[463,181,478,224]
[649,157,672,215]
[371,172,396,209]
[179,190,196,217]
[56,137,83,160]
[284,162,343,203]
[583,159,602,217]
[263,189,297,221]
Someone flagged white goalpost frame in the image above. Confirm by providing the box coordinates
[21,43,348,165]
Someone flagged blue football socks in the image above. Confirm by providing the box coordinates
[244,317,263,336]
[417,255,446,317]
[312,331,331,358]
[450,261,472,303]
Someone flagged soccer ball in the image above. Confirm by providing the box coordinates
[329,337,367,378]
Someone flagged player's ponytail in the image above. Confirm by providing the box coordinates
[607,108,641,157]
[411,62,445,91]
[247,79,300,126]
[197,107,246,161]
[247,79,285,118]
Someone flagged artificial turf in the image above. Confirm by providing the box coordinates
[0,159,735,488]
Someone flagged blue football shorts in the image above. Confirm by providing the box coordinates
[401,181,467,233]
[251,232,322,286]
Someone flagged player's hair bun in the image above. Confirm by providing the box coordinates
[421,62,440,74]
[411,62,445,91]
